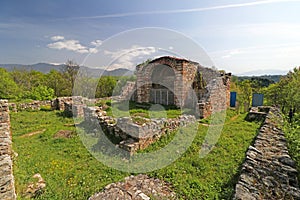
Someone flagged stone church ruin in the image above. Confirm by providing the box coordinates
[120,56,231,118]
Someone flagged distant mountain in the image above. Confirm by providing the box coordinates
[103,68,134,76]
[0,63,64,73]
[237,69,288,76]
[0,63,134,77]
[237,75,282,83]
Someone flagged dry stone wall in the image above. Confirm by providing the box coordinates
[9,100,51,112]
[234,107,300,199]
[0,100,16,200]
[83,106,196,154]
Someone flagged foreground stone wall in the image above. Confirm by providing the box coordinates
[234,107,300,199]
[89,174,176,200]
[0,100,16,200]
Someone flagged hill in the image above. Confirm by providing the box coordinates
[237,75,282,85]
[0,63,134,77]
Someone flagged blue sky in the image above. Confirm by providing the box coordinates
[1,0,300,75]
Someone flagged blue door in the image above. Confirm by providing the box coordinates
[230,92,237,107]
[252,93,264,107]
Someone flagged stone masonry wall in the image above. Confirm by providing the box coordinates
[134,56,231,118]
[234,107,300,199]
[0,100,16,200]
[83,106,196,154]
[9,100,51,112]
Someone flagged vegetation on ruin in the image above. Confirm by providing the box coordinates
[11,109,261,199]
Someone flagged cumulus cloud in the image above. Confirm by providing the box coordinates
[47,36,101,54]
[104,45,156,69]
[50,35,64,41]
[91,39,102,47]
[221,49,243,59]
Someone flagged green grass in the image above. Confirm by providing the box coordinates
[11,111,128,200]
[107,101,184,120]
[284,113,300,186]
[11,109,261,199]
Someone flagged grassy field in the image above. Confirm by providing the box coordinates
[11,109,261,199]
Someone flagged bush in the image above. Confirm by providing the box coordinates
[29,85,55,101]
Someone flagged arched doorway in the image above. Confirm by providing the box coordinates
[150,64,175,105]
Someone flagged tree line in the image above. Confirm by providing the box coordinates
[231,67,300,114]
[0,60,135,101]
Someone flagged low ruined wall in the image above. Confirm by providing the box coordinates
[0,100,16,200]
[83,106,196,153]
[9,100,51,112]
[234,107,300,199]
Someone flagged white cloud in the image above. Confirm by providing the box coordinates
[47,36,100,54]
[221,49,244,59]
[228,23,300,39]
[104,45,156,69]
[48,39,89,53]
[91,39,102,47]
[209,43,300,74]
[89,47,98,54]
[66,0,300,20]
[50,35,65,41]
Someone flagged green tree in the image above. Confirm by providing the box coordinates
[10,69,46,97]
[0,68,20,99]
[45,69,67,97]
[237,80,252,109]
[96,76,117,98]
[61,60,79,95]
[264,67,300,113]
[29,85,55,100]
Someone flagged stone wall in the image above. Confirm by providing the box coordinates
[118,81,136,101]
[9,100,51,112]
[52,96,89,118]
[0,100,16,200]
[129,56,231,118]
[234,107,300,199]
[83,106,196,154]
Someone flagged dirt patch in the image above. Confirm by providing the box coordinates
[230,114,239,121]
[53,130,75,139]
[20,129,46,138]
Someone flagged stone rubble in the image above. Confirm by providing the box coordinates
[24,173,46,199]
[89,174,176,200]
[234,107,300,200]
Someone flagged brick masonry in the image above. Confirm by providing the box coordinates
[0,100,16,200]
[234,107,300,199]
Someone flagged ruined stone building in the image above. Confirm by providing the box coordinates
[121,56,231,118]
